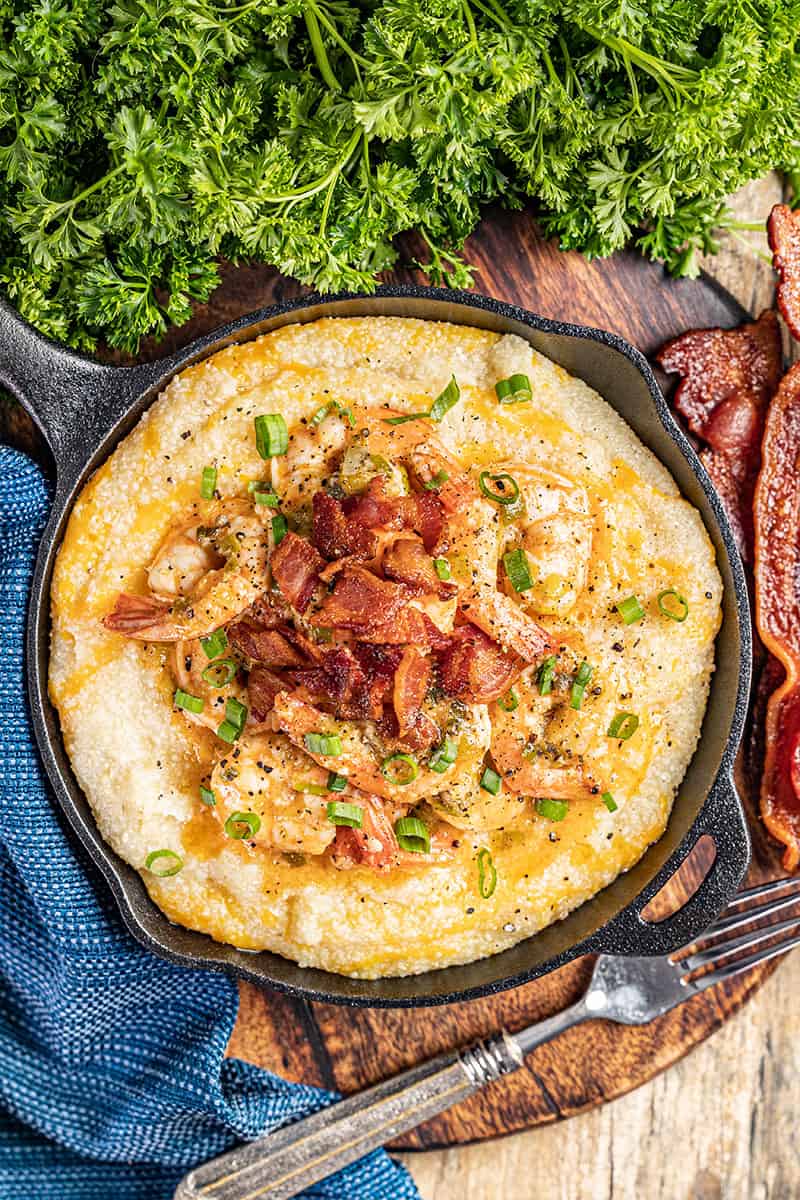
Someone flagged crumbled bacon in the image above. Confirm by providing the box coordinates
[754,363,800,870]
[343,478,445,553]
[228,622,306,667]
[438,624,522,703]
[767,204,800,341]
[312,565,408,632]
[312,490,377,561]
[657,310,783,561]
[247,666,287,722]
[291,644,370,716]
[383,536,457,599]
[356,606,451,649]
[270,531,324,613]
[245,591,294,629]
[290,641,404,721]
[392,646,438,752]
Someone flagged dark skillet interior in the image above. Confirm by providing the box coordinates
[13,287,752,1006]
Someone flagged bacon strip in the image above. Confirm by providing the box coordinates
[768,204,800,340]
[270,532,324,613]
[657,310,783,561]
[438,624,522,703]
[754,363,800,870]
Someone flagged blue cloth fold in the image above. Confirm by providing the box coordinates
[0,444,419,1200]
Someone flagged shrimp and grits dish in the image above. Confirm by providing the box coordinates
[49,317,722,978]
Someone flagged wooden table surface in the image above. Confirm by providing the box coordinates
[399,174,800,1200]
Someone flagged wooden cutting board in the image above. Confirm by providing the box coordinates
[13,204,786,1147]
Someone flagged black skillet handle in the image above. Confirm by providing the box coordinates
[588,772,751,957]
[0,297,166,488]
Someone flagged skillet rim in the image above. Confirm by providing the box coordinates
[24,284,752,1006]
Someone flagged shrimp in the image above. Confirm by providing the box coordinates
[169,638,247,733]
[426,702,531,830]
[498,465,593,618]
[490,669,602,800]
[447,493,554,662]
[104,500,270,641]
[272,407,351,506]
[272,690,437,805]
[330,795,459,870]
[209,731,338,857]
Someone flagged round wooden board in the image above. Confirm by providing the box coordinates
[9,204,785,1147]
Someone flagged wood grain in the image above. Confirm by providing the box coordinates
[6,174,791,1164]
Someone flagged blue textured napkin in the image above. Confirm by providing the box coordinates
[0,444,419,1200]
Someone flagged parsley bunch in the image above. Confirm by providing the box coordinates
[0,0,798,351]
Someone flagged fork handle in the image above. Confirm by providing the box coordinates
[174,1033,525,1200]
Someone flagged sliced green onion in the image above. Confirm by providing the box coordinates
[658,588,689,622]
[479,471,520,506]
[476,847,497,899]
[200,465,217,499]
[570,661,593,710]
[383,411,430,426]
[503,547,534,593]
[607,711,639,740]
[201,659,237,688]
[428,737,458,774]
[295,781,329,795]
[217,697,247,742]
[434,556,451,581]
[495,373,532,405]
[224,811,261,839]
[310,400,355,428]
[395,816,430,854]
[326,800,363,827]
[216,719,241,744]
[145,849,184,877]
[226,697,248,731]
[538,654,557,696]
[199,785,216,807]
[498,689,519,712]
[254,490,280,508]
[535,798,569,822]
[480,766,502,795]
[201,629,228,659]
[602,792,618,813]
[255,413,288,458]
[617,594,645,625]
[174,688,204,714]
[271,514,288,546]
[327,771,348,793]
[429,375,461,422]
[381,752,419,785]
[304,732,343,756]
[424,469,450,491]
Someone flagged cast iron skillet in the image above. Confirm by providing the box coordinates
[1,286,752,1007]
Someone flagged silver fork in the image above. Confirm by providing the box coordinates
[174,877,800,1200]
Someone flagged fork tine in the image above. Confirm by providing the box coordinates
[689,928,800,993]
[696,877,800,942]
[720,876,800,916]
[681,912,800,973]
